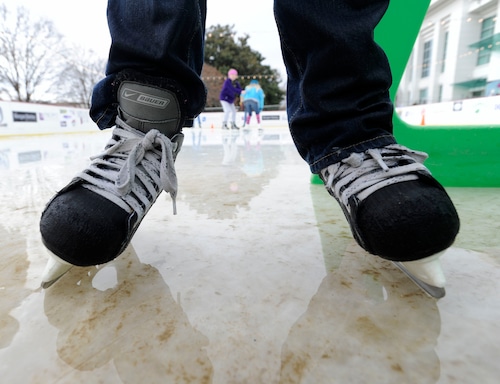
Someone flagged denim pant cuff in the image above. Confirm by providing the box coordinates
[309,134,397,174]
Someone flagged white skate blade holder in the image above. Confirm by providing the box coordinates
[41,252,73,289]
[393,253,446,298]
[39,250,447,296]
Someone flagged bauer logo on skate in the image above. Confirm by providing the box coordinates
[122,88,171,109]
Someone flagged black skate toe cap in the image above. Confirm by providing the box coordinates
[40,187,135,266]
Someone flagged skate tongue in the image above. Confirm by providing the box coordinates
[117,81,182,138]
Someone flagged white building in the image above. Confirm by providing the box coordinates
[397,0,500,106]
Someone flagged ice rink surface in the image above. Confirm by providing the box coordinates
[1,127,499,383]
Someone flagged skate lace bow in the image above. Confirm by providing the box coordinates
[82,126,178,216]
[323,144,429,210]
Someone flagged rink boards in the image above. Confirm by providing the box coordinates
[1,100,499,187]
[0,101,96,136]
[0,100,288,137]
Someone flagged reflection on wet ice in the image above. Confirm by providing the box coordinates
[43,248,213,383]
[0,129,499,383]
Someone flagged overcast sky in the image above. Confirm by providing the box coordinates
[3,0,286,79]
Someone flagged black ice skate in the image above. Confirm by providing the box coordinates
[320,145,460,298]
[40,80,185,288]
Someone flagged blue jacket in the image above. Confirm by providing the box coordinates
[243,84,265,110]
[219,79,242,103]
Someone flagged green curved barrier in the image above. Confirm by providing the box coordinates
[312,0,500,187]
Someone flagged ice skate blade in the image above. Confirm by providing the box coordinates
[393,253,446,298]
[41,253,73,289]
[393,261,446,298]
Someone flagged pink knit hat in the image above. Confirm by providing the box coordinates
[228,68,238,76]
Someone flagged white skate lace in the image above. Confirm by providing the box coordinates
[322,144,430,214]
[77,117,179,217]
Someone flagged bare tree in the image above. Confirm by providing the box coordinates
[0,4,65,102]
[54,45,107,108]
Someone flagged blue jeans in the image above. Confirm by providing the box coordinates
[244,100,259,116]
[90,0,396,173]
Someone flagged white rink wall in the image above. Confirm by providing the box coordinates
[396,95,500,127]
[195,110,288,129]
[3,96,500,136]
[0,100,289,136]
[0,101,95,135]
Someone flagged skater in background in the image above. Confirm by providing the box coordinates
[219,68,243,129]
[195,114,203,128]
[242,79,265,128]
[39,0,459,296]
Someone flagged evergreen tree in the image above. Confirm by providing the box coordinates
[204,25,284,108]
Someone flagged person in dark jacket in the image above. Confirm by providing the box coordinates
[219,68,243,129]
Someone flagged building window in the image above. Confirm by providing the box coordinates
[441,32,448,73]
[481,16,496,38]
[422,40,432,78]
[419,88,428,104]
[477,16,496,66]
[471,89,484,98]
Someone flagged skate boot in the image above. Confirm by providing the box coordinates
[39,80,185,288]
[320,144,460,298]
